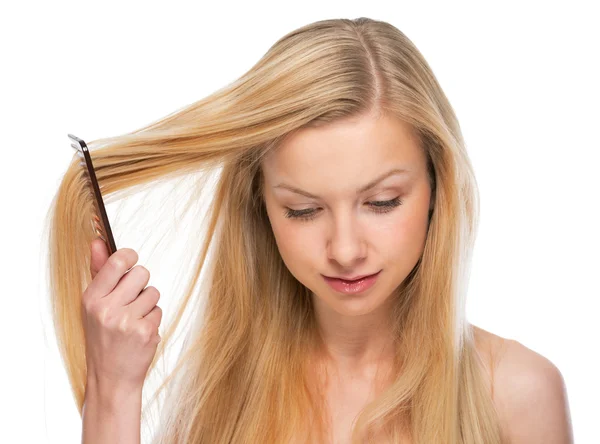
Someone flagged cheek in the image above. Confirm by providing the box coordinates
[264,196,321,283]
[269,218,318,273]
[383,206,430,264]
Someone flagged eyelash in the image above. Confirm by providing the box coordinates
[283,197,403,222]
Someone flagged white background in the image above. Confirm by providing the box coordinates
[1,1,598,442]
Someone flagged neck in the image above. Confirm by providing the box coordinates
[310,291,397,381]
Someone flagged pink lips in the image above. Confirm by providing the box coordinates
[322,270,381,295]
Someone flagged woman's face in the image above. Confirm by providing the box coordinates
[261,112,433,317]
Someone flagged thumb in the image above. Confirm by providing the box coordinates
[90,238,109,279]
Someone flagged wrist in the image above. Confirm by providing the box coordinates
[84,376,143,411]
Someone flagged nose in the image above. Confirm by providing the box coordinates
[326,213,367,268]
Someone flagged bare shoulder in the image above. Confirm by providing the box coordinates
[473,326,574,444]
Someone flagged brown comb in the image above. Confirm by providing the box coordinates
[68,133,117,256]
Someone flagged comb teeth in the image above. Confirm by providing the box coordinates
[92,214,107,241]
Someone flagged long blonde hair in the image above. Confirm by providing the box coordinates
[44,17,507,443]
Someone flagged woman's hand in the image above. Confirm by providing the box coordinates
[82,239,163,394]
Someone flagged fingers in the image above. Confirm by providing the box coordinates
[109,265,151,306]
[144,305,163,329]
[86,245,139,299]
[90,239,109,279]
[127,285,161,319]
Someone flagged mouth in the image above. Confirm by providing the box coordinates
[322,270,382,294]
[323,271,381,282]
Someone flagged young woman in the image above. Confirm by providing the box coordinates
[45,17,572,444]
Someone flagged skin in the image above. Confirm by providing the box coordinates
[260,111,574,443]
[261,110,433,383]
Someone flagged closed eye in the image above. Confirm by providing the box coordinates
[283,197,402,222]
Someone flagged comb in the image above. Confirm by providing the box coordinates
[68,133,117,256]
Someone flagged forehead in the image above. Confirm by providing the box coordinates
[261,113,425,181]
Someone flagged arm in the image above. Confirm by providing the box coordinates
[81,380,143,444]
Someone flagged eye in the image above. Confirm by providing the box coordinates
[283,197,403,222]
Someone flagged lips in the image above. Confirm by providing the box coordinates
[325,271,380,282]
[322,270,381,294]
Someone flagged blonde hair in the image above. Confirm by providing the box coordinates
[44,17,507,443]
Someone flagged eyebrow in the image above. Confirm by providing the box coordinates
[273,168,411,199]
